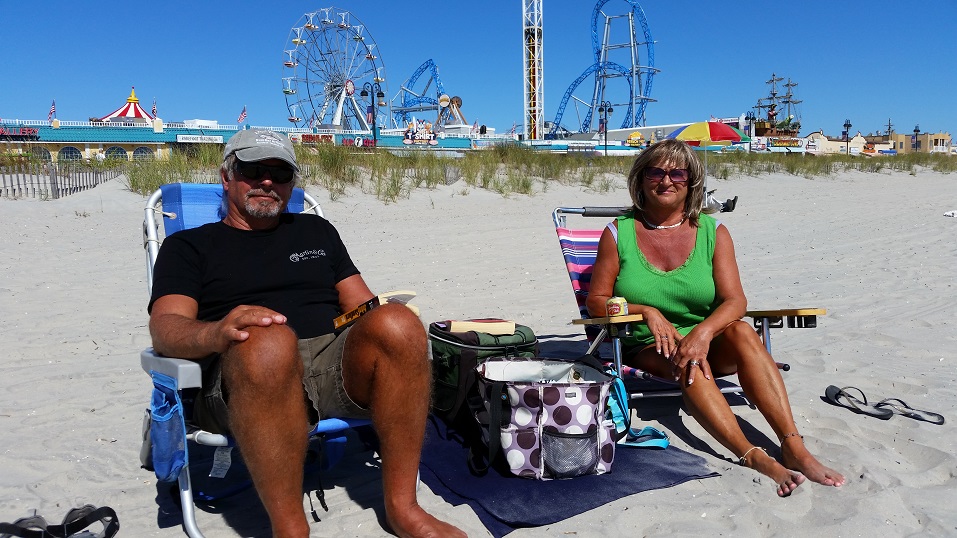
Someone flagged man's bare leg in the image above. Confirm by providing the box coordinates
[343,304,466,538]
[222,324,310,538]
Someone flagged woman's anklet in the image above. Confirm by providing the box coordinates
[738,446,768,466]
[780,432,804,442]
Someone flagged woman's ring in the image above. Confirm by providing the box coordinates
[661,336,669,340]
[689,360,700,366]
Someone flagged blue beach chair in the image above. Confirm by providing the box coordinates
[140,183,370,538]
[552,206,824,400]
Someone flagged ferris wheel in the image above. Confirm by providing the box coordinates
[549,0,657,136]
[281,7,389,131]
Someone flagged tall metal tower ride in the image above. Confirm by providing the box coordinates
[548,1,657,136]
[522,0,544,140]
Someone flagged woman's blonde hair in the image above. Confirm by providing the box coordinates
[626,139,705,226]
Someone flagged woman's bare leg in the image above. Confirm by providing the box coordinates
[709,321,845,488]
[629,343,805,497]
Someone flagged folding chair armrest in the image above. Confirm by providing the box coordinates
[140,348,204,389]
[745,308,825,362]
[746,308,825,329]
[746,307,826,318]
[572,313,645,326]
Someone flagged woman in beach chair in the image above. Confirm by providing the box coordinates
[587,139,845,497]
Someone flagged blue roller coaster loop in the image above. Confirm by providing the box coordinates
[598,0,655,126]
[549,0,655,136]
[392,59,446,126]
[553,62,635,134]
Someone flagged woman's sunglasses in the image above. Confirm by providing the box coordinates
[644,167,689,184]
[234,160,295,184]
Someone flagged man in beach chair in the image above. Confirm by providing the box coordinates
[146,129,464,538]
[551,139,844,497]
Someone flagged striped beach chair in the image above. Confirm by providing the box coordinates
[552,206,824,399]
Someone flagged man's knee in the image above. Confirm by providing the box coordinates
[358,303,426,352]
[224,324,302,386]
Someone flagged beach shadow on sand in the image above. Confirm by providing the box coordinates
[153,433,388,537]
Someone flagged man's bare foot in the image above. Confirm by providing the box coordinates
[741,447,806,497]
[781,435,846,487]
[386,503,466,538]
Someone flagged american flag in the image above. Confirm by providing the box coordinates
[152,98,157,117]
[237,106,247,124]
[47,100,56,121]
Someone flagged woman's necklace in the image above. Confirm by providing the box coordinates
[640,213,685,230]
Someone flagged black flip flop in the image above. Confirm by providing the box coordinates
[0,514,51,538]
[875,398,945,425]
[54,505,118,538]
[824,385,893,420]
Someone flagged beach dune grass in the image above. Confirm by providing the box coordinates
[122,144,955,200]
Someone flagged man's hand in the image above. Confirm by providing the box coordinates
[150,294,287,359]
[212,305,287,350]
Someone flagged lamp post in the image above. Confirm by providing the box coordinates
[913,124,920,154]
[745,111,756,150]
[843,119,852,156]
[745,111,755,136]
[359,82,385,148]
[598,101,613,156]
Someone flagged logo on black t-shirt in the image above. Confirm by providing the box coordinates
[289,249,326,262]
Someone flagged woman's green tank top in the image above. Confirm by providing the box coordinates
[613,212,719,346]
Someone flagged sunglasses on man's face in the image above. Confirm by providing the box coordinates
[234,160,295,184]
[644,167,689,184]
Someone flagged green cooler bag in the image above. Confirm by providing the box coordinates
[428,320,538,429]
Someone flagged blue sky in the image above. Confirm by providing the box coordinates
[2,1,954,137]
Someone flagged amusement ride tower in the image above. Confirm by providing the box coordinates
[522,0,544,140]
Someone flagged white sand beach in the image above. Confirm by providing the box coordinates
[0,168,955,537]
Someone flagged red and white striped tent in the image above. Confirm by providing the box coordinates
[99,86,154,123]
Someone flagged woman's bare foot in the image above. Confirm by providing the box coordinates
[741,447,806,497]
[386,503,466,538]
[780,435,846,487]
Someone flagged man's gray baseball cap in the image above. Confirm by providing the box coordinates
[223,129,299,171]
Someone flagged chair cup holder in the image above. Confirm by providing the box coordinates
[149,371,188,483]
[787,315,817,328]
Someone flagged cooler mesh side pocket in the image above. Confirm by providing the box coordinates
[150,371,188,483]
[542,429,599,478]
[429,347,460,416]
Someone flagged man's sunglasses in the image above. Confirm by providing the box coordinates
[234,160,296,184]
[644,167,689,184]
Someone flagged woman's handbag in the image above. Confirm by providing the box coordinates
[473,356,618,480]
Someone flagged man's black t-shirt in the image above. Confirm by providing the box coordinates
[148,213,360,339]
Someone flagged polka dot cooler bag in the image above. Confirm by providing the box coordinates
[475,357,617,480]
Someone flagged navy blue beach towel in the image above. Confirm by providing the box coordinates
[418,417,719,537]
